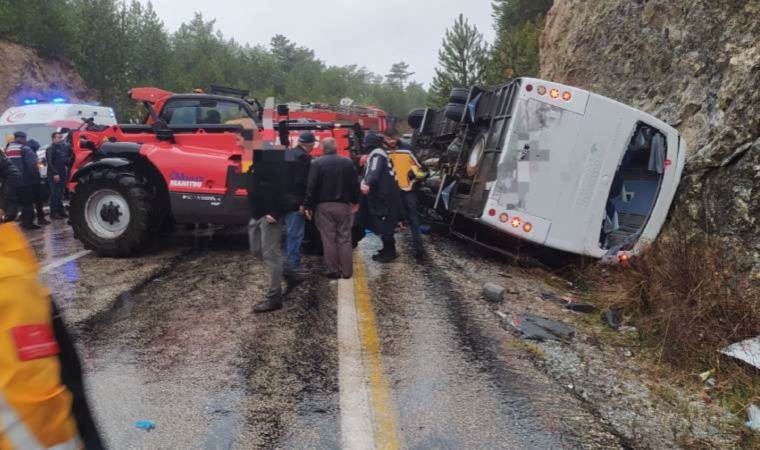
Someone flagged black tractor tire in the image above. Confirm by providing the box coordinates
[449,87,469,104]
[444,102,466,122]
[407,108,426,129]
[70,168,161,257]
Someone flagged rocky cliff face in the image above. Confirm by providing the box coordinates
[540,0,759,272]
[0,41,94,112]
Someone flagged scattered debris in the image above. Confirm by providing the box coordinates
[746,404,760,432]
[565,303,597,314]
[482,282,505,302]
[719,335,760,370]
[500,311,575,342]
[619,325,638,336]
[601,309,623,330]
[704,378,716,388]
[623,349,633,358]
[135,420,156,431]
[699,369,714,382]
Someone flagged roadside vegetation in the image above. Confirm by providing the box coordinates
[583,217,760,419]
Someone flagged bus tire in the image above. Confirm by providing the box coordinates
[444,102,465,122]
[408,108,426,129]
[449,88,469,104]
[466,131,488,177]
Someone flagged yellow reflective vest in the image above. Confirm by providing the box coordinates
[0,223,81,449]
[389,149,426,192]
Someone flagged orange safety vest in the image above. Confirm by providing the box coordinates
[388,149,426,192]
[0,223,82,449]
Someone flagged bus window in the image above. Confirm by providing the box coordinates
[600,122,667,251]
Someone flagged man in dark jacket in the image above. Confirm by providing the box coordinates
[5,131,42,229]
[0,151,20,222]
[46,132,71,219]
[361,133,401,263]
[27,139,50,226]
[304,137,360,279]
[282,131,314,276]
[248,150,288,313]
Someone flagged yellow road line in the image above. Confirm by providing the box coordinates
[352,252,400,450]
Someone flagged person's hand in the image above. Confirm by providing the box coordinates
[351,203,359,214]
[305,209,313,221]
[265,215,277,224]
[360,183,370,195]
[53,174,61,183]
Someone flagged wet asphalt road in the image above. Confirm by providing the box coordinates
[28,221,623,449]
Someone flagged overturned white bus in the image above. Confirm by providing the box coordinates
[409,78,686,262]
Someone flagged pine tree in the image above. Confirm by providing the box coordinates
[386,61,414,89]
[488,0,552,83]
[430,14,488,106]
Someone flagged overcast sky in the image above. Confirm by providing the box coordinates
[147,0,496,87]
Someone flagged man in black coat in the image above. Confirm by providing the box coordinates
[27,139,50,225]
[5,131,42,229]
[304,137,360,278]
[360,133,401,263]
[46,132,72,219]
[0,150,20,222]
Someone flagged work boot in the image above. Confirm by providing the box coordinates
[414,248,426,262]
[37,218,51,225]
[253,297,283,313]
[284,270,306,293]
[375,249,398,263]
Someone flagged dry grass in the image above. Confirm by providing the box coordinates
[584,218,760,415]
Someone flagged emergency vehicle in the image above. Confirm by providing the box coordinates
[411,78,686,262]
[0,98,117,178]
[66,86,384,256]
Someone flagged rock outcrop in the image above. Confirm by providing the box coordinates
[540,0,759,272]
[0,41,95,112]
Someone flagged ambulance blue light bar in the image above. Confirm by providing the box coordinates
[22,98,38,105]
[52,97,67,103]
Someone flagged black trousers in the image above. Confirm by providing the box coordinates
[33,183,46,220]
[400,190,424,252]
[15,185,35,225]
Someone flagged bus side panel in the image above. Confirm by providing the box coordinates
[548,95,631,256]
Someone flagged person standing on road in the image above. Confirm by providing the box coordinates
[27,139,50,226]
[47,132,71,219]
[361,133,401,263]
[389,139,428,261]
[304,137,360,279]
[248,153,288,313]
[282,131,314,277]
[0,150,19,222]
[5,131,43,230]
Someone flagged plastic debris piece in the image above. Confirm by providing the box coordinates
[482,282,505,302]
[746,404,760,432]
[601,309,622,330]
[705,378,717,388]
[135,420,156,431]
[565,303,597,313]
[719,335,760,370]
[501,312,575,342]
[699,369,714,382]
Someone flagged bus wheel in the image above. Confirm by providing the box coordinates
[466,131,488,177]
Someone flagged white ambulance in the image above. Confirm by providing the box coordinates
[0,99,117,178]
[414,77,687,262]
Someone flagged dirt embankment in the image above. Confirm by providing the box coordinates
[0,41,95,112]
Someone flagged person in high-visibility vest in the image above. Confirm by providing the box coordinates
[388,138,428,261]
[0,212,104,447]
